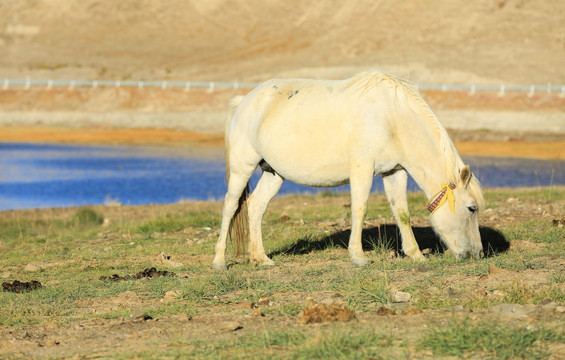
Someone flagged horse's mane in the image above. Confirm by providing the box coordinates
[344,71,484,209]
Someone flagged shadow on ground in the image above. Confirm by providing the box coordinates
[271,225,509,258]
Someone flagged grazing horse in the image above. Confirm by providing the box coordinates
[212,71,484,270]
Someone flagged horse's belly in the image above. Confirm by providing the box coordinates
[276,162,351,187]
[261,145,352,187]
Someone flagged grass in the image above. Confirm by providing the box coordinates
[0,187,563,358]
[422,317,564,359]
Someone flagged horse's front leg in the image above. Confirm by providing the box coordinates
[247,171,284,266]
[348,161,374,266]
[382,169,425,261]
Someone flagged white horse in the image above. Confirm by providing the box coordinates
[212,71,484,270]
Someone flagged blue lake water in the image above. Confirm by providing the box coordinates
[0,142,563,211]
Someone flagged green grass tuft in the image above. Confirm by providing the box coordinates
[422,318,564,359]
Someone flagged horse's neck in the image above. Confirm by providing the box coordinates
[396,123,456,198]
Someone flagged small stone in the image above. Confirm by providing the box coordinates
[556,306,565,313]
[161,290,181,303]
[219,322,242,331]
[159,252,184,268]
[24,263,41,272]
[443,287,457,297]
[392,291,412,303]
[320,298,336,305]
[130,309,152,322]
[257,297,270,306]
[490,290,506,299]
[491,304,538,319]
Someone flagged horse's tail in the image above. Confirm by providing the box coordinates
[225,96,249,257]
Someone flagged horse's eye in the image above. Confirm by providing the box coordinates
[467,206,477,213]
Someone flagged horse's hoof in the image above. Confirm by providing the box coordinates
[212,261,228,271]
[351,256,371,267]
[252,257,275,267]
[409,253,426,262]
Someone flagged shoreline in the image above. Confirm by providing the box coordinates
[0,125,563,160]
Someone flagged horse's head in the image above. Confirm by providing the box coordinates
[428,165,485,259]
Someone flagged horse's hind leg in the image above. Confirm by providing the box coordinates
[212,162,258,270]
[382,169,425,261]
[247,170,284,266]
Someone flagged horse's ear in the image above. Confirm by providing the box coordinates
[460,165,472,188]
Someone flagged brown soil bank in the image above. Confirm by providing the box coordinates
[0,125,563,160]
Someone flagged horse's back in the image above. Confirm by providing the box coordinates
[229,73,401,186]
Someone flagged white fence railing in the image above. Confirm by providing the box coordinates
[2,78,565,97]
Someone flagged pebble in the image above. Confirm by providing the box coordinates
[160,290,181,303]
[219,321,243,331]
[392,291,412,303]
[130,309,152,322]
[491,303,538,319]
[24,263,41,272]
[257,297,270,306]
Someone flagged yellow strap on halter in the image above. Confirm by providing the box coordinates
[427,183,456,214]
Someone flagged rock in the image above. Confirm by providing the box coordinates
[490,290,506,299]
[392,291,412,303]
[24,263,41,272]
[443,287,457,297]
[159,252,184,268]
[491,303,538,319]
[556,306,565,313]
[130,309,152,322]
[257,297,270,306]
[160,290,181,303]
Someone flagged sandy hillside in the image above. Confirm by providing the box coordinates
[0,0,564,153]
[1,0,564,85]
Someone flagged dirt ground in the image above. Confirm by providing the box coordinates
[1,190,564,359]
